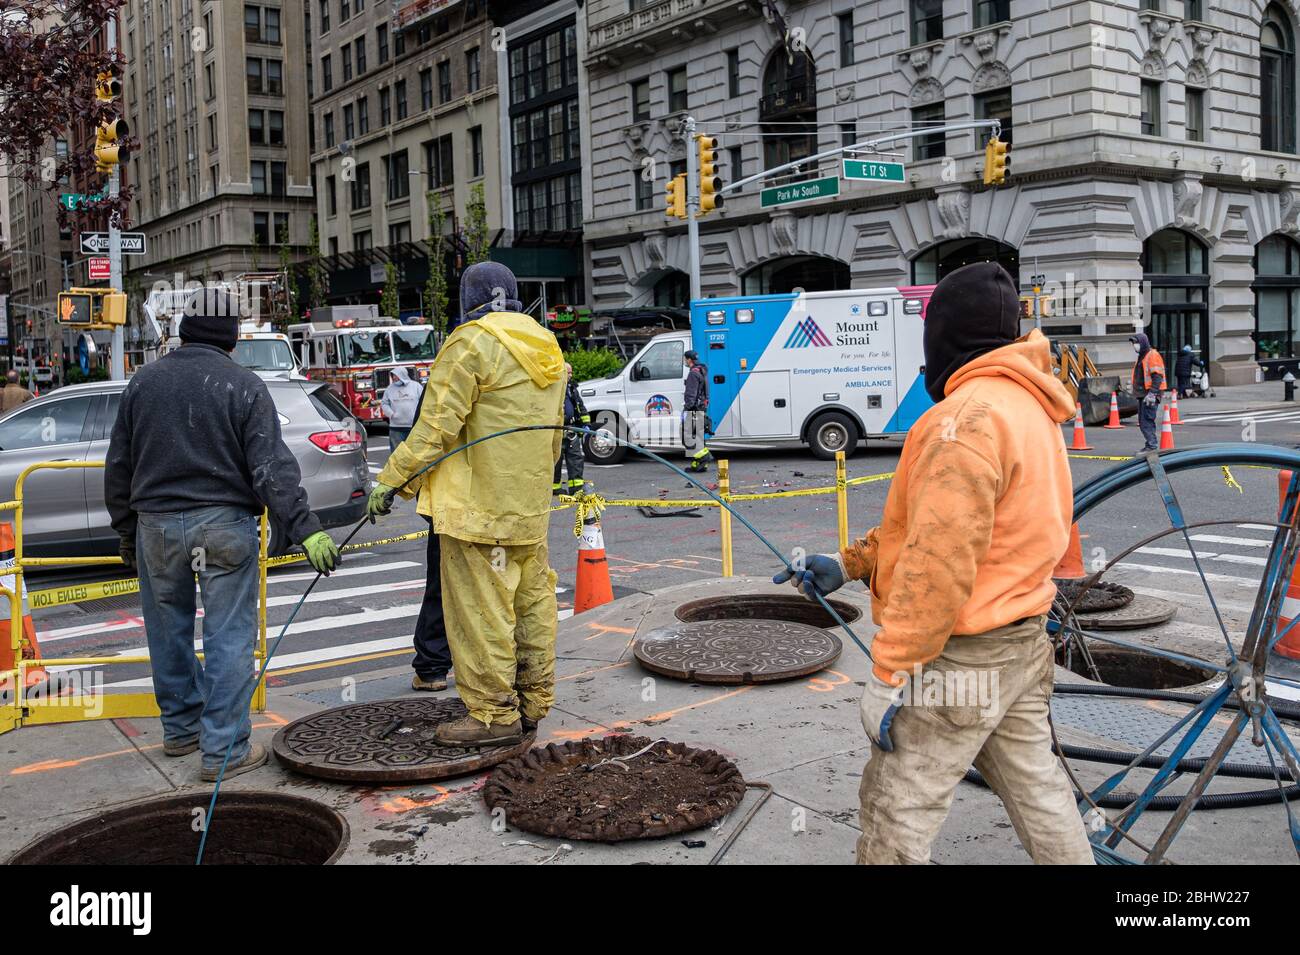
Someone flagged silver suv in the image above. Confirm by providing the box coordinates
[0,378,371,560]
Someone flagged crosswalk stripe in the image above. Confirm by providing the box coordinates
[267,560,420,584]
[1238,524,1278,531]
[1116,561,1260,586]
[1182,409,1300,423]
[1188,534,1272,548]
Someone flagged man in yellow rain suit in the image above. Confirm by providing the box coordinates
[370,262,565,747]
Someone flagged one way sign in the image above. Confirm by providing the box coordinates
[79,232,147,255]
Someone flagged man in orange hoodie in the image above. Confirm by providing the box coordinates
[776,263,1093,865]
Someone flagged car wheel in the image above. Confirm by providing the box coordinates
[584,411,627,464]
[808,411,858,460]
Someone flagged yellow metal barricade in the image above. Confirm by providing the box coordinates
[0,461,270,735]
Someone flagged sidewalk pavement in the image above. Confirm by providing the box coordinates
[1180,380,1297,415]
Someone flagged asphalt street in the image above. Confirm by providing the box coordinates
[23,399,1300,696]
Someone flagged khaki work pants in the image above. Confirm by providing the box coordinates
[857,617,1094,865]
[440,534,558,726]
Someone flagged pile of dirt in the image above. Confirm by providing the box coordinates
[483,735,745,842]
[1054,578,1134,614]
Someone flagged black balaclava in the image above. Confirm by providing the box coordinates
[922,262,1021,402]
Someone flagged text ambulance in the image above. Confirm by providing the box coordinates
[578,287,934,461]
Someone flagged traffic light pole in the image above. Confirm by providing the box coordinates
[684,115,702,301]
[107,12,124,381]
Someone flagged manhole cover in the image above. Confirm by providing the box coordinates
[1054,579,1134,613]
[272,698,535,783]
[1069,593,1177,630]
[8,791,347,865]
[483,735,746,842]
[675,592,861,627]
[634,618,842,683]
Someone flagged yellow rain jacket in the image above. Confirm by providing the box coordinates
[377,311,565,545]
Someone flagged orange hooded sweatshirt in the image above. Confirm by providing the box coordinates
[839,329,1076,685]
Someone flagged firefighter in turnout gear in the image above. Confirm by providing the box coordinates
[683,350,712,473]
[554,363,591,496]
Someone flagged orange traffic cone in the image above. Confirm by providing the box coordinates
[1274,471,1300,660]
[1169,391,1184,425]
[1103,391,1124,429]
[1069,403,1092,450]
[1053,522,1087,579]
[1158,400,1175,450]
[573,514,614,613]
[0,522,46,693]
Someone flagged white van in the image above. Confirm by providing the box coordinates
[579,286,936,461]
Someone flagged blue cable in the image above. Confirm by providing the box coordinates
[195,424,873,863]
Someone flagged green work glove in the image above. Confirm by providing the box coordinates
[302,531,340,577]
[367,483,397,523]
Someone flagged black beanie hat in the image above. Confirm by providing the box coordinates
[922,262,1020,402]
[180,287,242,351]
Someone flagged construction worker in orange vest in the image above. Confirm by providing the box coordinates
[1129,332,1166,453]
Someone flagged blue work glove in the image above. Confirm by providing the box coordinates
[772,552,846,601]
[861,672,906,752]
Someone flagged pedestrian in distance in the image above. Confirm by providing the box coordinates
[553,362,591,496]
[105,287,341,782]
[682,349,712,473]
[775,262,1094,866]
[1130,332,1166,453]
[380,364,421,453]
[368,262,565,747]
[1174,344,1204,399]
[0,369,34,413]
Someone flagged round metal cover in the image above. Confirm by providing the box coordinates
[1070,593,1178,631]
[634,618,841,684]
[272,698,535,783]
[1054,579,1135,613]
[483,735,746,842]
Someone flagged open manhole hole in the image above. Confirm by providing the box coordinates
[9,791,347,865]
[1058,643,1218,690]
[675,592,861,627]
[483,736,746,842]
[635,618,842,683]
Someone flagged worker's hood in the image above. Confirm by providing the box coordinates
[1129,332,1152,357]
[473,311,565,388]
[389,365,417,386]
[923,262,1020,402]
[945,329,1076,424]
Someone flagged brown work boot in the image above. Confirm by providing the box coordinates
[433,715,522,748]
[200,742,267,782]
[412,672,448,691]
[163,737,199,757]
[521,715,539,733]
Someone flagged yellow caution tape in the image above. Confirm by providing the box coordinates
[28,576,140,610]
[1068,453,1134,462]
[558,492,608,536]
[1222,466,1244,494]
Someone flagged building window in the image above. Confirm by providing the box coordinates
[274,212,290,243]
[357,95,369,134]
[343,102,354,140]
[837,13,855,67]
[265,7,280,43]
[840,121,857,148]
[396,79,408,118]
[394,28,405,57]
[425,134,454,187]
[323,110,335,147]
[386,149,410,200]
[205,62,215,100]
[1140,79,1162,136]
[975,86,1012,144]
[761,49,817,183]
[1254,234,1300,359]
[340,0,350,20]
[207,113,218,150]
[266,59,282,95]
[726,50,740,98]
[389,221,411,246]
[1141,228,1208,369]
[377,24,388,64]
[326,174,337,215]
[342,45,352,82]
[974,0,1010,28]
[1186,0,1202,18]
[251,160,267,194]
[253,210,270,246]
[631,78,650,120]
[466,47,481,93]
[913,101,945,158]
[469,125,484,177]
[354,230,371,252]
[248,109,265,144]
[271,161,286,196]
[380,86,391,125]
[321,54,332,92]
[246,57,263,93]
[351,161,371,209]
[420,68,433,109]
[244,5,261,43]
[667,66,687,112]
[1262,5,1296,153]
[1186,88,1204,142]
[355,37,366,75]
[319,0,329,33]
[728,145,744,192]
[634,165,654,210]
[911,0,943,44]
[438,60,451,103]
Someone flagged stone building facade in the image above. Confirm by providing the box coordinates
[582,0,1300,385]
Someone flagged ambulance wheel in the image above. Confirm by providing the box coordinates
[584,411,627,464]
[807,412,858,460]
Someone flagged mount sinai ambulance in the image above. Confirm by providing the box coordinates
[579,286,936,462]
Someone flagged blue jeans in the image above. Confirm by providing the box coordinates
[136,505,260,771]
[388,426,411,452]
[1138,394,1159,450]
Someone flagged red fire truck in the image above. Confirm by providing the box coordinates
[288,307,437,424]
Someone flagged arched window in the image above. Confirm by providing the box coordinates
[1141,228,1209,371]
[1261,4,1296,153]
[652,270,689,309]
[741,256,849,295]
[760,48,817,184]
[1253,234,1300,363]
[911,238,1019,285]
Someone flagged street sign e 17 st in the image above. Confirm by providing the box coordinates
[842,159,906,182]
[760,175,841,209]
[80,231,146,255]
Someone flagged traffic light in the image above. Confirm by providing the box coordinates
[697,134,723,216]
[95,71,122,103]
[58,288,126,326]
[983,135,1009,186]
[665,173,686,220]
[95,119,130,173]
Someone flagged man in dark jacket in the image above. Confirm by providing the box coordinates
[1174,345,1204,398]
[106,287,340,781]
[553,362,591,495]
[683,350,712,473]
